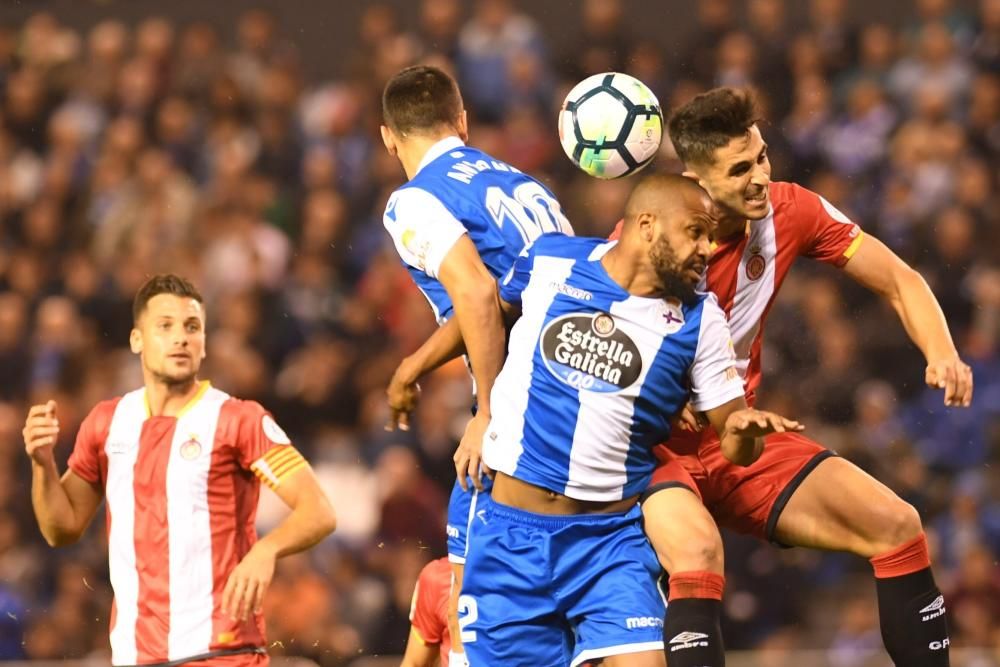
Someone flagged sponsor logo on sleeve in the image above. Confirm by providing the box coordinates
[262,415,291,445]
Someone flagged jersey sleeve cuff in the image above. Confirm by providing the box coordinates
[689,383,746,413]
[67,461,100,485]
[424,227,468,279]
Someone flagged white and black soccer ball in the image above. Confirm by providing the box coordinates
[558,72,663,179]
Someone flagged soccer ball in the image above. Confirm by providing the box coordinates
[558,72,663,179]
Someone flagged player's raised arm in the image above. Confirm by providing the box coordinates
[25,400,104,547]
[842,234,973,407]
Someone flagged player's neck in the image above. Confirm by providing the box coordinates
[144,377,203,417]
[601,241,662,298]
[399,134,453,180]
[715,213,747,240]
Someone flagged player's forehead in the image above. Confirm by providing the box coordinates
[711,124,765,170]
[664,190,714,227]
[143,293,204,321]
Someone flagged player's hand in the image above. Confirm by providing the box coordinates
[386,359,421,432]
[925,356,973,407]
[222,541,277,622]
[23,400,60,465]
[454,412,491,492]
[724,408,803,438]
[671,402,703,432]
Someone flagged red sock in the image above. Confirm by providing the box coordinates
[664,571,726,666]
[869,532,932,579]
[667,570,725,601]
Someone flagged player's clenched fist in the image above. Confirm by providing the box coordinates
[925,356,973,408]
[23,400,60,465]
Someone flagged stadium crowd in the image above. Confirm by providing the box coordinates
[0,0,997,663]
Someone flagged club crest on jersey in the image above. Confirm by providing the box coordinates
[745,245,766,281]
[540,312,642,393]
[179,436,202,460]
[661,299,685,333]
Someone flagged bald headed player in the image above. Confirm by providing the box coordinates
[460,175,802,667]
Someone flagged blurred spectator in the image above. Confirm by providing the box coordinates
[0,2,995,660]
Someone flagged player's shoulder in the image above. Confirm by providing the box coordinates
[769,181,824,216]
[219,396,292,445]
[689,291,726,326]
[419,556,452,587]
[219,395,268,422]
[530,233,603,258]
[82,394,127,432]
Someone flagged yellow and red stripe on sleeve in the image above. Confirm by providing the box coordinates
[250,445,308,490]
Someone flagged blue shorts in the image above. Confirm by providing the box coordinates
[462,495,666,666]
[446,476,493,564]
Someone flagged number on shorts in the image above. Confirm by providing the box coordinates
[457,594,478,643]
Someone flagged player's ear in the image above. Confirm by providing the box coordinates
[380,125,397,156]
[681,170,704,187]
[637,212,655,242]
[456,110,469,142]
[129,327,143,355]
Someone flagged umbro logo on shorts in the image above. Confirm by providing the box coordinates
[669,631,710,651]
[920,595,946,622]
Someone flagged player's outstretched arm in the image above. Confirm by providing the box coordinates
[437,235,506,490]
[843,235,973,407]
[222,465,336,621]
[23,401,103,547]
[703,397,804,467]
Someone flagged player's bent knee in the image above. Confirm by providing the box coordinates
[643,491,723,574]
[883,499,923,547]
[861,496,924,555]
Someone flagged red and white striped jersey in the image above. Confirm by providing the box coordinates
[409,557,453,665]
[610,181,863,407]
[67,381,305,666]
[700,181,863,405]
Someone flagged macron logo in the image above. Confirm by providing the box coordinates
[920,595,946,622]
[625,616,663,630]
[669,631,710,651]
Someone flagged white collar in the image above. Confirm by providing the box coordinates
[416,136,466,175]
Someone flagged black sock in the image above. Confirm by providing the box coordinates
[875,567,950,666]
[663,597,725,667]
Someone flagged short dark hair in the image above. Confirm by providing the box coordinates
[133,274,203,324]
[668,87,762,166]
[382,65,462,135]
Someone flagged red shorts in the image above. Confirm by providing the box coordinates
[644,428,835,544]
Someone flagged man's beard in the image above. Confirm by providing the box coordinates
[650,237,700,305]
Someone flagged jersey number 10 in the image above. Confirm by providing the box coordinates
[485,182,566,245]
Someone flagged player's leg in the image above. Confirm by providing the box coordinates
[641,452,727,667]
[560,505,666,667]
[772,454,949,666]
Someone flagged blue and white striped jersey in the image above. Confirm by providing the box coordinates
[382,136,573,322]
[484,234,745,502]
